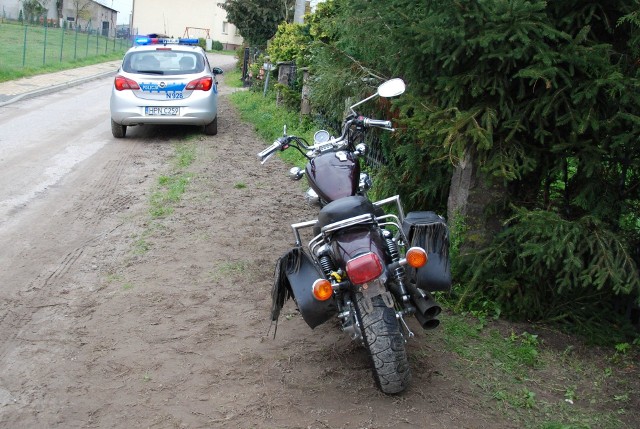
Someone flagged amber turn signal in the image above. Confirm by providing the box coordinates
[406,247,428,268]
[312,279,333,301]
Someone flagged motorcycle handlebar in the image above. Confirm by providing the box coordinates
[257,140,283,164]
[363,118,393,130]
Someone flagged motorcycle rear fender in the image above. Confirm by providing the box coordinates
[330,226,387,271]
[286,250,337,329]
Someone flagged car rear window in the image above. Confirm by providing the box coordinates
[122,51,204,75]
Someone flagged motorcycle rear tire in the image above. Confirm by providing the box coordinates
[354,292,410,394]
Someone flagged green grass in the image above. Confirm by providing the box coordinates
[223,68,245,88]
[440,314,634,428]
[230,87,317,169]
[127,141,199,256]
[0,20,129,82]
[147,142,197,218]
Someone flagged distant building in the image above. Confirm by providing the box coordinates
[132,0,244,50]
[0,0,118,37]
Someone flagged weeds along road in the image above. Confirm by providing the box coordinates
[0,60,511,428]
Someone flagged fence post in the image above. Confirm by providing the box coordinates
[241,47,250,86]
[22,25,27,67]
[301,68,310,115]
[43,20,47,66]
[74,25,78,60]
[276,61,294,107]
[59,23,64,62]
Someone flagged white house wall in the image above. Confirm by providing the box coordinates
[133,0,243,48]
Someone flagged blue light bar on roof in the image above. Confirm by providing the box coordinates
[133,36,200,46]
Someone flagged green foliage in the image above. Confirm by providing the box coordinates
[274,83,301,111]
[22,0,47,22]
[211,40,224,51]
[219,0,295,47]
[197,38,224,51]
[267,22,312,66]
[305,0,640,332]
[456,207,640,335]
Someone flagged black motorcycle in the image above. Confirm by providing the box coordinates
[259,79,451,394]
[258,78,406,206]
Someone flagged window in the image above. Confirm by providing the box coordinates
[222,21,228,34]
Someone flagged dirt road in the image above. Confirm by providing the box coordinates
[0,72,510,428]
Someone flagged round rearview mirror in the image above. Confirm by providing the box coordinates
[377,78,406,98]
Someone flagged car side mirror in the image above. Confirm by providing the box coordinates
[212,67,224,75]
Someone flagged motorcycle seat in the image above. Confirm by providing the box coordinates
[314,196,382,235]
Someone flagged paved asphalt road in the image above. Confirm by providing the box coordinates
[0,53,237,106]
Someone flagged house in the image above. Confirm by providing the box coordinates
[0,0,118,37]
[62,0,118,36]
[131,0,243,50]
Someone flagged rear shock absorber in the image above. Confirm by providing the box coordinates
[383,230,410,303]
[318,252,336,278]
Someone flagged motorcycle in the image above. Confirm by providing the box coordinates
[258,79,452,394]
[258,78,407,206]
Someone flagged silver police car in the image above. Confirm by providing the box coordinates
[110,36,223,138]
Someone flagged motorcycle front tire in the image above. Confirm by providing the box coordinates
[354,291,410,394]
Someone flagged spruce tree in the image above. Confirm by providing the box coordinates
[307,0,640,331]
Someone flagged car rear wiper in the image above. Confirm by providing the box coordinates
[137,70,164,75]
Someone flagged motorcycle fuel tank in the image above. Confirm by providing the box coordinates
[305,150,360,203]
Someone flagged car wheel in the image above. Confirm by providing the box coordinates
[204,116,218,136]
[111,119,127,138]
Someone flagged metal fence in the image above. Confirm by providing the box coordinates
[0,21,130,70]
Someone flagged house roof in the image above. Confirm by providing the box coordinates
[91,0,118,13]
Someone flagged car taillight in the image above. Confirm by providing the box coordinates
[114,75,140,91]
[346,252,383,285]
[185,76,213,91]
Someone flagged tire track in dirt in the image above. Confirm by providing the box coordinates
[0,127,173,419]
[31,141,144,289]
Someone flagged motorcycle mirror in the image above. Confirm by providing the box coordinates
[377,78,405,98]
[349,78,406,113]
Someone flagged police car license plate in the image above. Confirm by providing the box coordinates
[146,107,179,116]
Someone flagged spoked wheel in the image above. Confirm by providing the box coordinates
[353,291,410,394]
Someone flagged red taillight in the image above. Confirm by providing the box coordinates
[114,75,140,91]
[185,76,213,91]
[346,252,383,285]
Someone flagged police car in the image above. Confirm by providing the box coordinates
[110,36,223,138]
